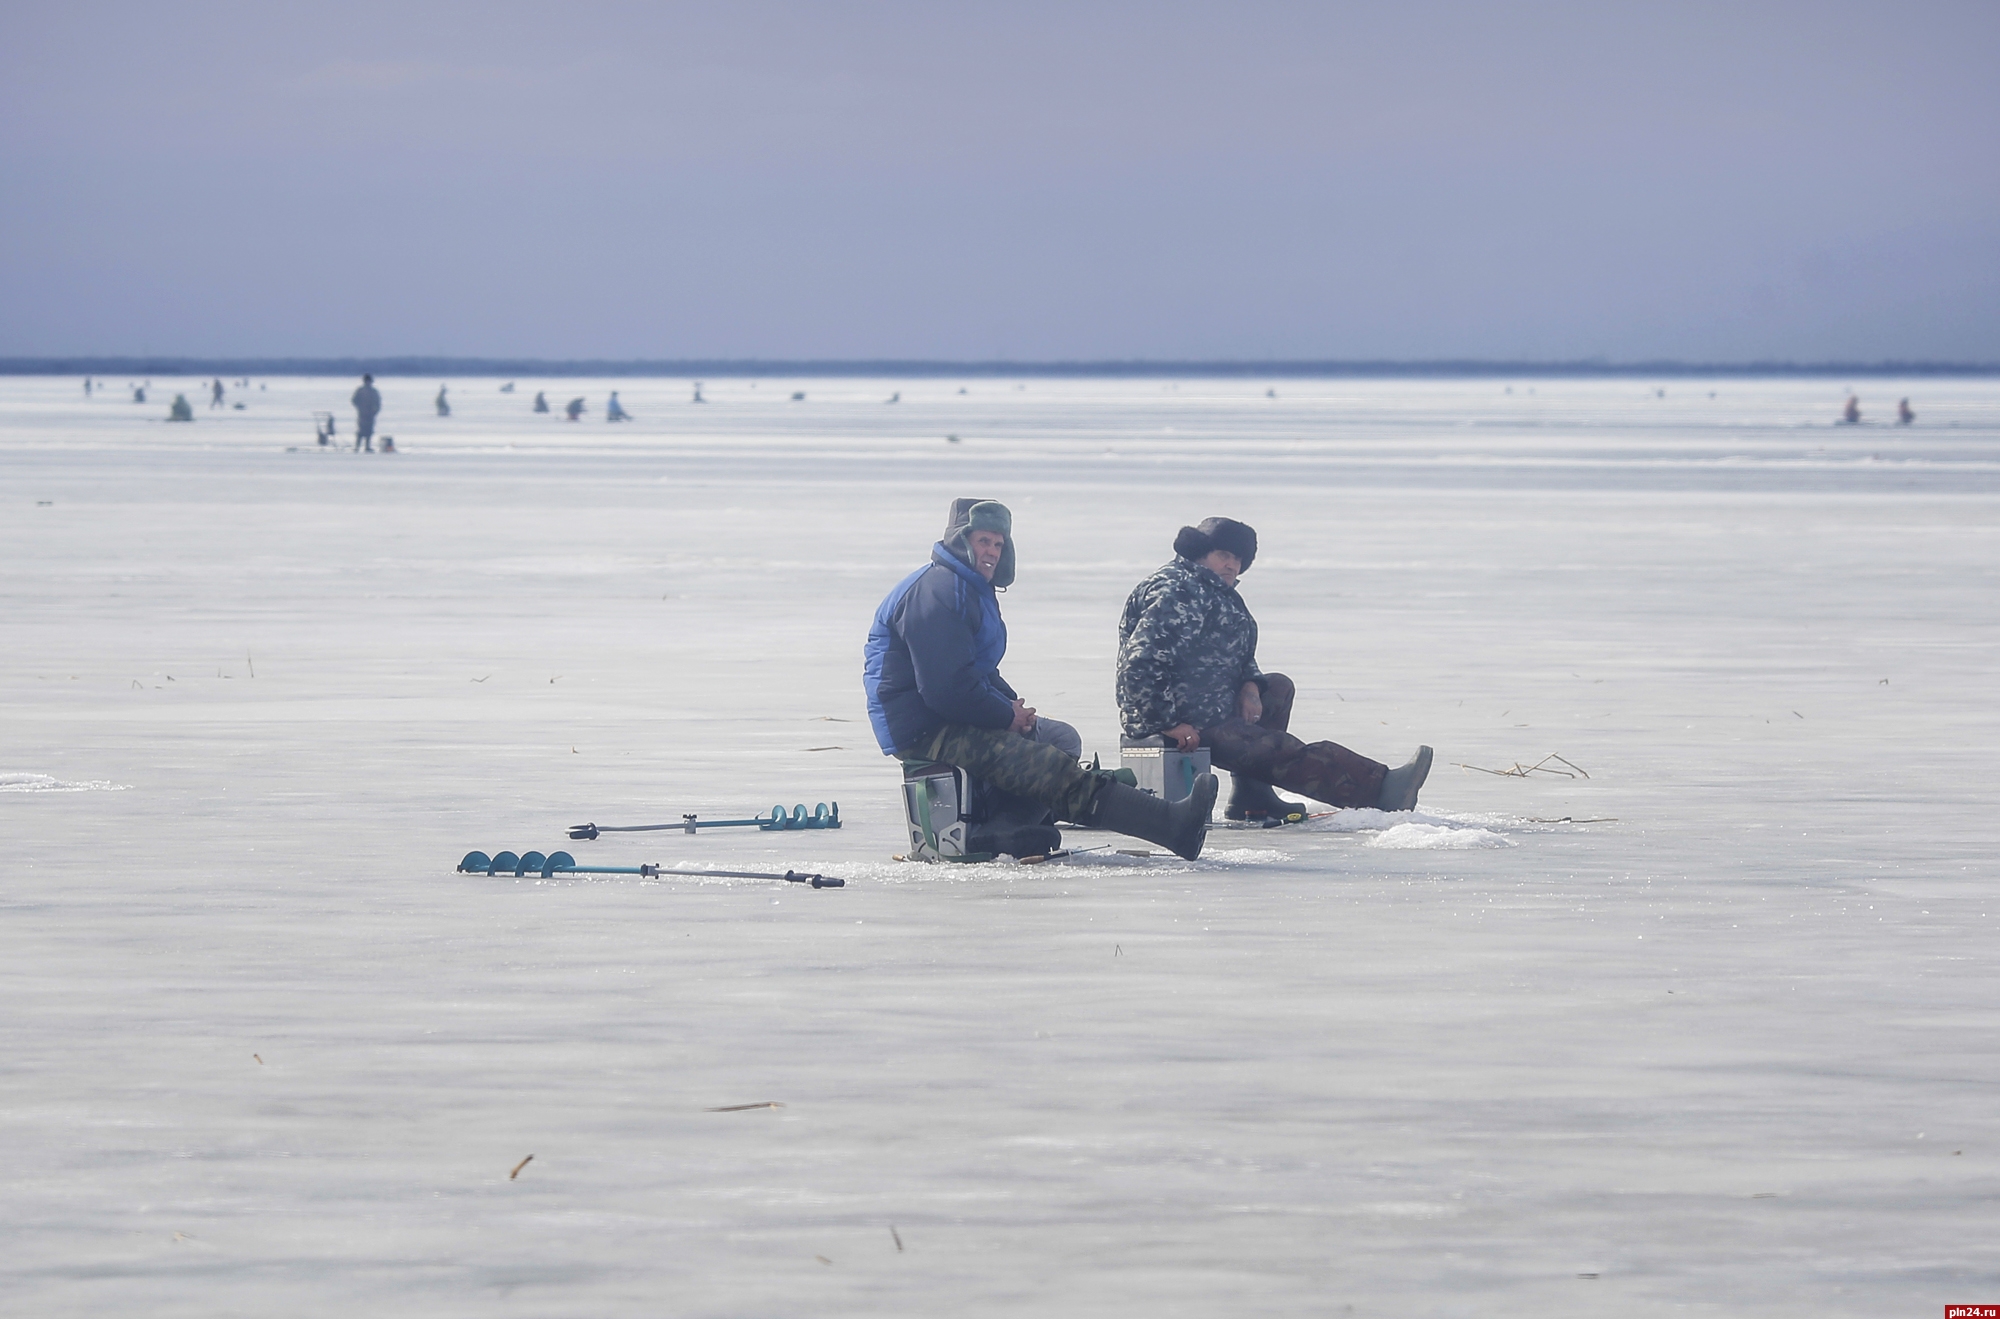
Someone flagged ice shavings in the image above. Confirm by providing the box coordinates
[1365,822,1515,850]
[1296,806,1518,848]
[1295,806,1483,832]
[0,773,131,793]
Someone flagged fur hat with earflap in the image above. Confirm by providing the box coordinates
[1172,516,1257,572]
[942,497,1015,588]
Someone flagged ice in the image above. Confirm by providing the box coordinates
[4,374,1999,1315]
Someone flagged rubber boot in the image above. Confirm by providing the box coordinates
[967,821,1063,859]
[1224,775,1308,823]
[970,785,1063,859]
[1087,774,1218,861]
[1376,746,1433,812]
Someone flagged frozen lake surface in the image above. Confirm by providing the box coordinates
[5,374,1998,1315]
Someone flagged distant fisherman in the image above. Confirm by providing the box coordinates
[864,498,1216,860]
[1116,517,1432,818]
[1898,397,1915,426]
[606,391,631,421]
[533,390,550,413]
[565,397,586,421]
[435,384,451,417]
[352,373,381,452]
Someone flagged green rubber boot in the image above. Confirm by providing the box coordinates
[1086,774,1218,861]
[1376,746,1433,812]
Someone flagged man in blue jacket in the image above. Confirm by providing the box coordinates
[865,498,1216,860]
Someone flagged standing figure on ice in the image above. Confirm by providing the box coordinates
[351,373,381,452]
[865,498,1217,860]
[1116,517,1432,819]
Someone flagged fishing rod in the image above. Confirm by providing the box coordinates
[457,849,844,888]
[568,802,841,841]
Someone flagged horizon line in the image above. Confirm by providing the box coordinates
[5,355,1997,379]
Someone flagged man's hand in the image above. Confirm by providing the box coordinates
[1237,681,1263,724]
[1009,698,1038,734]
[1163,722,1200,751]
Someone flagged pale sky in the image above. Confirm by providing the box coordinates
[4,1,1996,361]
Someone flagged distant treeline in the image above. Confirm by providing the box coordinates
[6,357,1998,378]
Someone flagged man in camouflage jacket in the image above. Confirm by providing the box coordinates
[1116,517,1432,817]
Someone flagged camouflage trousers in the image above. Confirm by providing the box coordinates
[912,723,1104,823]
[1199,673,1388,809]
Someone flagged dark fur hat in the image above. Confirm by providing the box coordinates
[1173,516,1257,571]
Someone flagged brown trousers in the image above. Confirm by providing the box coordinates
[1198,673,1388,809]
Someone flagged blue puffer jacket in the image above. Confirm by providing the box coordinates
[864,542,1016,756]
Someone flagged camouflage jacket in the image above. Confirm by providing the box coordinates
[1116,557,1264,736]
